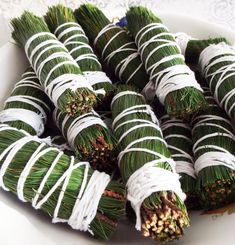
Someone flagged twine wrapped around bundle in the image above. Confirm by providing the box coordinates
[45,5,115,109]
[111,85,189,243]
[125,6,207,118]
[175,32,227,63]
[54,108,117,173]
[0,68,52,136]
[160,114,198,209]
[0,123,126,240]
[74,4,150,91]
[11,11,98,117]
[199,42,235,122]
[191,85,235,209]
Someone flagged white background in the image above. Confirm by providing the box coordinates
[0,0,235,29]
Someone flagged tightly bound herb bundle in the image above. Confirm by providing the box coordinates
[54,108,117,173]
[175,32,227,64]
[45,5,114,109]
[199,42,235,122]
[160,114,198,209]
[191,85,235,209]
[111,85,189,242]
[74,4,150,91]
[126,6,207,118]
[0,123,125,240]
[11,11,98,117]
[0,68,52,136]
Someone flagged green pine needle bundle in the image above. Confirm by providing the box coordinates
[160,114,198,209]
[125,6,207,118]
[191,85,235,209]
[111,85,189,242]
[0,123,126,240]
[11,11,97,117]
[0,67,52,136]
[199,42,235,122]
[45,5,115,109]
[54,108,117,173]
[74,4,150,91]
[175,32,228,64]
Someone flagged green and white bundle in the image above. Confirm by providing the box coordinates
[74,4,150,91]
[160,114,197,209]
[199,42,235,122]
[126,6,207,118]
[45,5,114,108]
[0,123,125,240]
[11,11,98,117]
[54,108,117,172]
[191,85,235,209]
[0,67,52,136]
[111,85,189,242]
[175,32,227,64]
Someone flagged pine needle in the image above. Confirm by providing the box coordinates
[0,123,126,240]
[11,11,97,117]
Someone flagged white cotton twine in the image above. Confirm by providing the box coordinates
[5,95,49,120]
[160,116,196,178]
[111,91,145,109]
[192,112,235,173]
[65,113,107,148]
[195,152,235,174]
[0,124,110,234]
[112,93,186,230]
[24,32,100,106]
[12,75,43,92]
[0,70,51,136]
[55,22,100,68]
[127,160,186,230]
[0,109,44,136]
[199,42,235,118]
[54,109,107,148]
[94,24,143,83]
[83,71,111,95]
[174,32,193,56]
[0,125,51,191]
[136,23,202,104]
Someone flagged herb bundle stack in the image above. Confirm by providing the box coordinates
[125,6,207,117]
[45,5,114,109]
[0,68,52,136]
[74,4,150,91]
[175,32,227,64]
[191,85,235,209]
[199,42,235,122]
[54,108,117,172]
[0,123,126,240]
[111,85,189,242]
[160,114,197,209]
[11,11,98,117]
